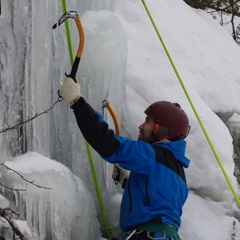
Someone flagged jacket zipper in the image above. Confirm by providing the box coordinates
[128,177,151,215]
[128,181,133,215]
[145,176,151,205]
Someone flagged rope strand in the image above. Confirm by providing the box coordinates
[141,0,240,205]
[0,99,60,134]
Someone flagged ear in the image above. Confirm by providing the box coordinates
[152,124,169,141]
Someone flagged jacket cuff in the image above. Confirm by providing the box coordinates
[71,97,86,109]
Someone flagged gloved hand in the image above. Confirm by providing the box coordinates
[59,77,81,106]
[112,164,130,189]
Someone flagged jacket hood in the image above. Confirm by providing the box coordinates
[156,140,190,168]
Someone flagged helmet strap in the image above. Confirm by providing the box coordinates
[153,123,160,136]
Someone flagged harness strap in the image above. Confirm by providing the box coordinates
[135,223,179,239]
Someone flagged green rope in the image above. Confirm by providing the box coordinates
[60,1,113,238]
[85,143,112,239]
[141,0,240,205]
[61,0,74,65]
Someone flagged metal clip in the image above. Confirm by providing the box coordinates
[125,230,137,240]
[102,99,110,108]
[147,231,166,240]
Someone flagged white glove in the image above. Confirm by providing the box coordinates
[112,164,130,189]
[59,77,81,105]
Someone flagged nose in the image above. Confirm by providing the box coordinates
[139,123,144,130]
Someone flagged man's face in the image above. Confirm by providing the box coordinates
[138,115,155,142]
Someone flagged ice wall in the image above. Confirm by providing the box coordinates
[0,0,127,239]
[0,0,118,162]
[1,152,100,240]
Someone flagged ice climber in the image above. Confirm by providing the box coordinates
[59,77,191,240]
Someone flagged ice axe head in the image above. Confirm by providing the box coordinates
[52,11,79,29]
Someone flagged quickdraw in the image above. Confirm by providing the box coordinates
[53,11,85,83]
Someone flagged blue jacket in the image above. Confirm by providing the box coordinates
[72,97,190,232]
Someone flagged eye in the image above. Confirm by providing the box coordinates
[145,117,150,123]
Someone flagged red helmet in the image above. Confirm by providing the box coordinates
[144,101,190,141]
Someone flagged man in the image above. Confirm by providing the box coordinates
[59,77,191,240]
